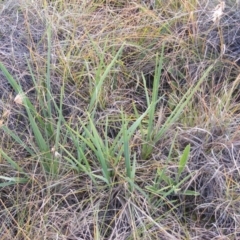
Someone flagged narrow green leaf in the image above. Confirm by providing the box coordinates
[55,86,64,149]
[157,169,174,186]
[123,118,131,179]
[66,116,110,185]
[46,24,53,132]
[141,46,165,159]
[141,73,150,107]
[181,190,200,196]
[88,44,125,112]
[0,62,22,92]
[24,103,49,153]
[0,149,25,173]
[1,126,34,155]
[88,117,110,184]
[155,64,214,142]
[148,44,165,135]
[0,176,28,182]
[177,144,190,182]
[0,178,28,187]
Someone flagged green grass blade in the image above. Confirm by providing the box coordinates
[0,176,28,182]
[141,46,164,158]
[147,44,165,137]
[1,126,35,155]
[0,149,25,173]
[55,86,64,150]
[24,103,49,153]
[65,117,110,185]
[113,101,154,160]
[88,44,125,112]
[87,116,110,184]
[0,176,28,187]
[123,116,131,179]
[177,144,190,182]
[155,64,214,142]
[0,62,22,92]
[141,73,150,107]
[46,24,53,132]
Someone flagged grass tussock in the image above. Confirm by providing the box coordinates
[0,0,240,239]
